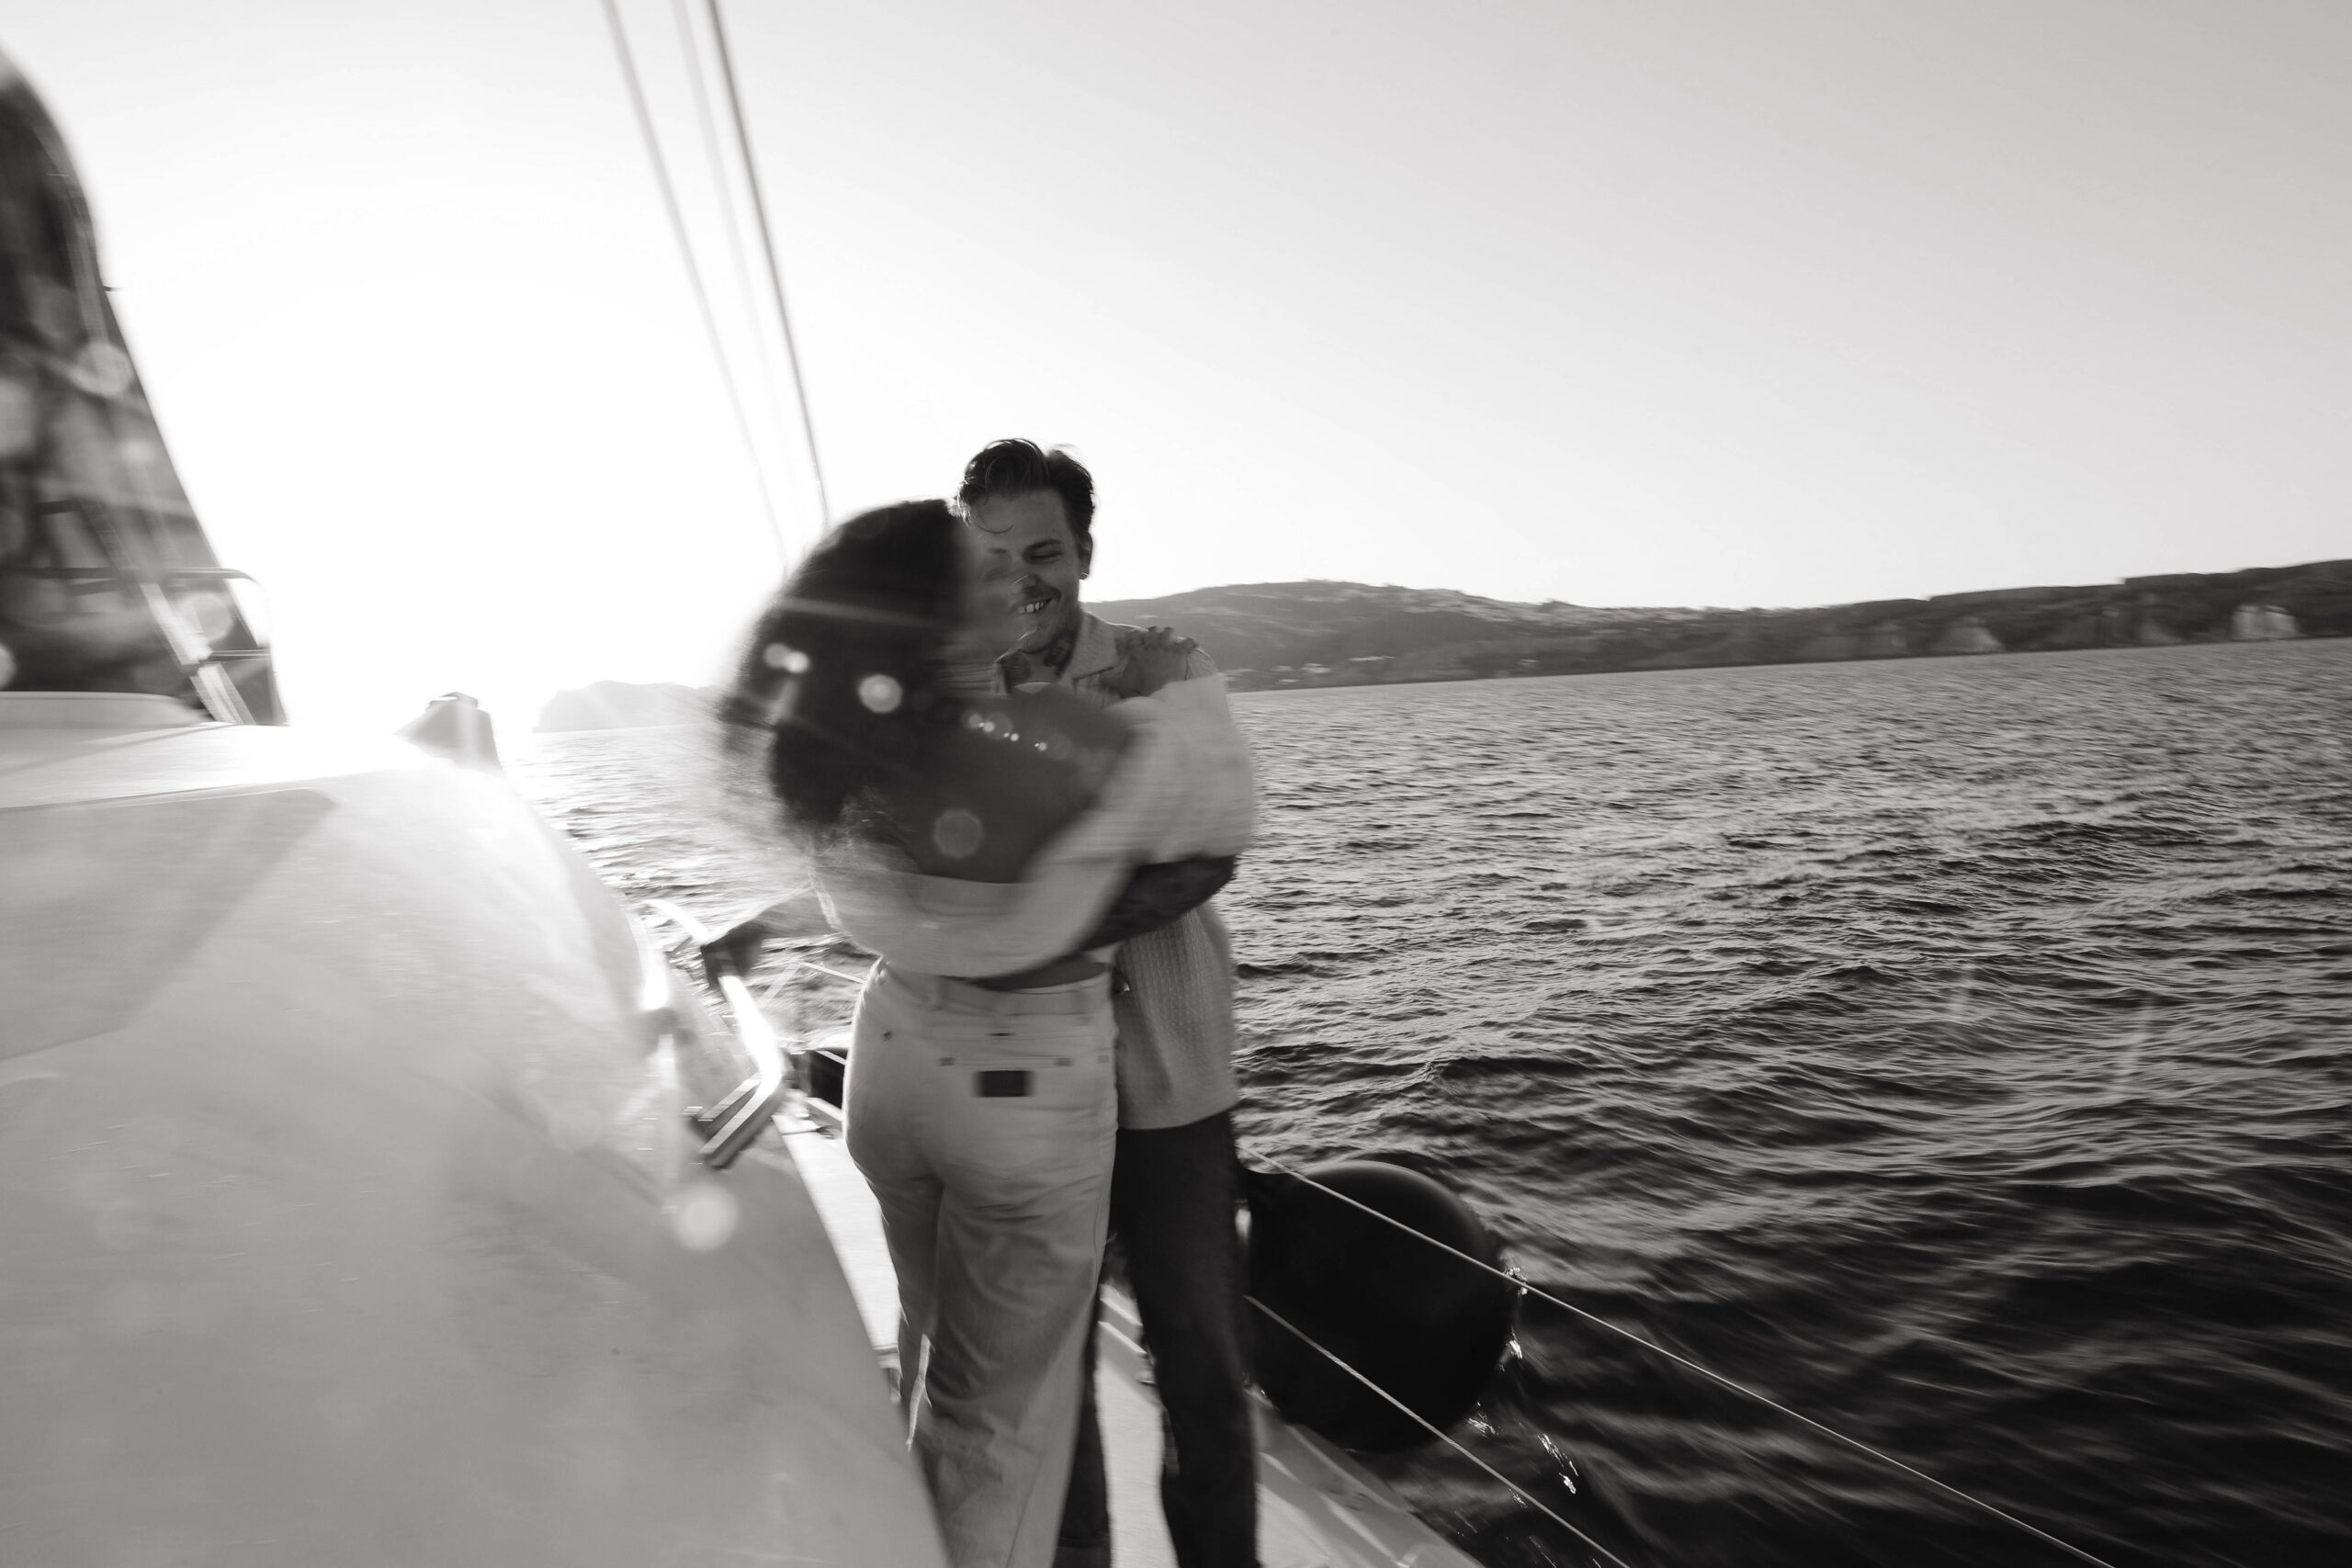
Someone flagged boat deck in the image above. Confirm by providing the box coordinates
[771,1110,1484,1568]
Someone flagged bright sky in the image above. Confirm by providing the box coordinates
[7,1,2347,728]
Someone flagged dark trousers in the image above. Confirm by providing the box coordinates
[1055,1110,1257,1568]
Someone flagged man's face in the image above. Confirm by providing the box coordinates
[961,489,1091,655]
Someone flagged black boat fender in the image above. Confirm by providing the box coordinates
[1244,1157,1521,1452]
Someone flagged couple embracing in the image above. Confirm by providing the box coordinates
[720,440,1261,1568]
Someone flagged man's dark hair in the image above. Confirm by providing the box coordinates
[956,439,1096,547]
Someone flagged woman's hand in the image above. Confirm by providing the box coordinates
[1102,626,1198,700]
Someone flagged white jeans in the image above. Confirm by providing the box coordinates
[844,964,1116,1568]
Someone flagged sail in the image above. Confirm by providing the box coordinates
[0,51,279,719]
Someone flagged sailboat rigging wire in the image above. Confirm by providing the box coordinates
[1244,1294,1639,1568]
[703,0,832,528]
[667,0,789,454]
[1255,1156,2121,1568]
[594,0,789,564]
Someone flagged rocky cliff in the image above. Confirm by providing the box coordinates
[1091,558,2352,691]
[536,681,717,732]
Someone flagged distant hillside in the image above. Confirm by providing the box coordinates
[1085,581,1703,677]
[547,560,2352,715]
[1092,560,2352,690]
[537,681,716,732]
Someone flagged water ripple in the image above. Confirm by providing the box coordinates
[514,639,2352,1568]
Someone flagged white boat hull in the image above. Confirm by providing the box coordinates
[0,694,948,1567]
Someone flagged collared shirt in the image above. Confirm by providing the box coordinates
[1007,613,1254,1130]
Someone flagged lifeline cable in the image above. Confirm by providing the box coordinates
[594,0,790,564]
[752,955,855,1072]
[1245,1294,1639,1568]
[702,0,832,527]
[720,942,2113,1563]
[757,953,869,997]
[1256,1155,2121,1568]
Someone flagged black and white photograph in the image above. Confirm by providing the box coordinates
[3,5,2346,1566]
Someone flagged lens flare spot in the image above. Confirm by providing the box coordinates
[669,1180,740,1252]
[857,674,902,714]
[172,590,235,642]
[763,642,809,673]
[69,343,135,397]
[933,807,984,860]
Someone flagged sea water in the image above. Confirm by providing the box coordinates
[509,637,2352,1568]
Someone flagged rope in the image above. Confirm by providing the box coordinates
[1245,1294,1637,1568]
[594,0,788,561]
[702,0,832,528]
[1255,1156,2120,1568]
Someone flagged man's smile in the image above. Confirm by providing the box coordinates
[959,486,1088,663]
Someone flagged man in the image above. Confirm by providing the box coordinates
[956,439,1259,1568]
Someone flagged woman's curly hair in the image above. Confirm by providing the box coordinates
[719,500,963,842]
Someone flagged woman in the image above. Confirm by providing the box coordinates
[720,501,1251,1568]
